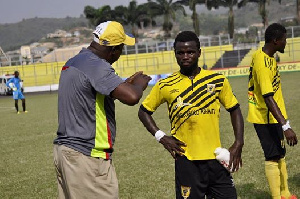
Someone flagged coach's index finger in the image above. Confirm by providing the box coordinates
[125,71,143,83]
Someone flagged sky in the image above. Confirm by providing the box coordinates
[0,0,148,24]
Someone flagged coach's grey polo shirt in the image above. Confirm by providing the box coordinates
[54,48,124,159]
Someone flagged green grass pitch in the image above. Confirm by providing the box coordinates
[0,72,299,198]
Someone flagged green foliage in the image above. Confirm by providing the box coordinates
[0,72,299,198]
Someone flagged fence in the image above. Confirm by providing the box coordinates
[1,26,300,87]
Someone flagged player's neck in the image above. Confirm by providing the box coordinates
[262,45,276,57]
[181,67,200,79]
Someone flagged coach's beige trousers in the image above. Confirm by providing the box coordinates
[53,144,119,199]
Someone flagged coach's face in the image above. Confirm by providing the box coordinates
[109,44,124,64]
[174,41,201,75]
[277,33,287,53]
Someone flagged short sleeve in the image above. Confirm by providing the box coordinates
[88,61,124,96]
[219,77,239,111]
[141,82,166,114]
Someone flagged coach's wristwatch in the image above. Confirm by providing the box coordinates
[282,120,291,131]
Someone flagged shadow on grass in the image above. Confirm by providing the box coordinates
[236,183,270,199]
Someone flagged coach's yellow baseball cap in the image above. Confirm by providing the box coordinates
[93,21,135,46]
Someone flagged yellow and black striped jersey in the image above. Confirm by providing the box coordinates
[141,69,239,160]
[247,48,287,124]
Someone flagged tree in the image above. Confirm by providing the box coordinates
[238,0,280,28]
[114,1,152,39]
[148,0,186,38]
[206,0,238,39]
[176,0,205,36]
[297,0,300,23]
[83,5,116,26]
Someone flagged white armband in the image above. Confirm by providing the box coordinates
[282,120,291,131]
[154,130,166,142]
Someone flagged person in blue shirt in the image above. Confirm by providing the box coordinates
[6,71,27,114]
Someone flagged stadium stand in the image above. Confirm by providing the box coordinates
[212,49,251,69]
[238,37,300,67]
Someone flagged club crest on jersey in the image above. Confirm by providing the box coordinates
[207,84,216,94]
[181,185,191,199]
[174,96,192,110]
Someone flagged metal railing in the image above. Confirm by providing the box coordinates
[1,26,300,87]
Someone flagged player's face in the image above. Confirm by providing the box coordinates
[174,41,201,75]
[277,33,287,53]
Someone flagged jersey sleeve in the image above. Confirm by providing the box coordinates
[141,82,166,114]
[219,77,239,111]
[88,63,124,96]
[254,55,274,97]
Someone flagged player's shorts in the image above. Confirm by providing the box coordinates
[13,91,25,100]
[175,156,237,199]
[53,144,119,199]
[254,123,286,161]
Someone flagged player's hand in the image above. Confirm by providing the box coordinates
[159,136,186,159]
[284,128,298,146]
[228,141,243,172]
[126,71,151,91]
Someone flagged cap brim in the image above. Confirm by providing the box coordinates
[123,34,135,46]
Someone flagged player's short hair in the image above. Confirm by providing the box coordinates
[265,23,287,43]
[14,71,19,75]
[174,31,200,50]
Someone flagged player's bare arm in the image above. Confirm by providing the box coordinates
[228,107,244,172]
[111,72,151,106]
[138,108,186,159]
[264,96,298,146]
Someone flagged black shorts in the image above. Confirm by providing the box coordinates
[175,156,237,199]
[254,123,286,161]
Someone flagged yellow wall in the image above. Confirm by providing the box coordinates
[0,44,233,86]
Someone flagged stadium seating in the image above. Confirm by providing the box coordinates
[212,49,251,69]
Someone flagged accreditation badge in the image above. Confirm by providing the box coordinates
[181,185,191,199]
[207,83,216,94]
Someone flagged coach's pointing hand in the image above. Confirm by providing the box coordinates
[159,136,186,159]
